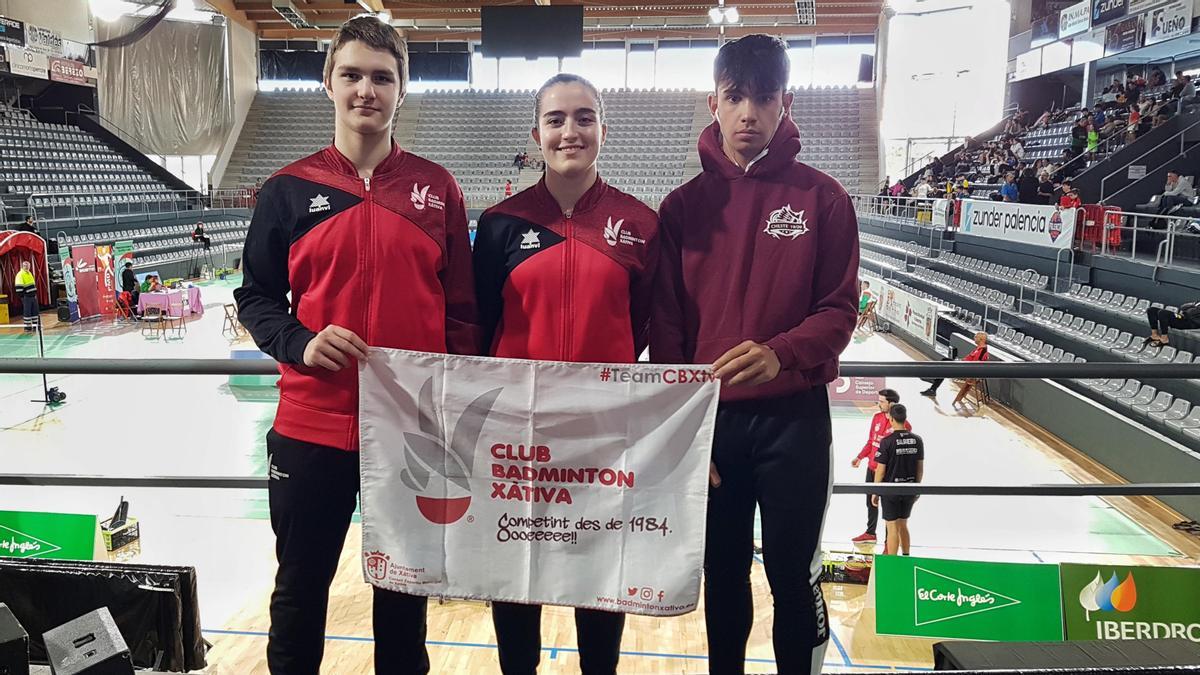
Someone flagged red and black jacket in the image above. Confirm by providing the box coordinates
[234,143,479,451]
[473,177,658,363]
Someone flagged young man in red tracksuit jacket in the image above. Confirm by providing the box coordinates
[650,35,859,675]
[234,16,477,675]
[473,73,659,675]
[851,389,911,544]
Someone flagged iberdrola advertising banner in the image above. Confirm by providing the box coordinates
[359,348,720,616]
[1061,563,1200,643]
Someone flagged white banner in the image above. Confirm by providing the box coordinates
[22,24,61,56]
[1144,0,1192,44]
[860,273,939,347]
[1014,49,1043,81]
[359,349,721,616]
[4,45,46,79]
[959,199,1078,250]
[1061,0,1092,36]
[1129,0,1171,13]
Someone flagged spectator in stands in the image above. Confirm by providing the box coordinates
[1086,121,1100,160]
[1060,181,1082,209]
[191,222,211,251]
[477,72,659,675]
[1037,171,1056,205]
[1033,107,1053,130]
[1009,137,1025,162]
[513,151,523,168]
[1094,105,1107,129]
[1000,172,1019,202]
[650,33,857,675]
[890,178,906,197]
[503,178,513,197]
[147,275,165,292]
[1017,167,1039,204]
[1071,116,1089,157]
[851,388,911,544]
[913,177,932,199]
[1172,71,1189,97]
[1146,302,1200,347]
[14,260,37,333]
[1179,76,1197,113]
[930,156,945,178]
[1151,67,1167,87]
[234,15,472,674]
[871,404,924,556]
[1154,169,1195,215]
[16,216,36,233]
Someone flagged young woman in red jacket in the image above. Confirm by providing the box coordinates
[472,74,659,675]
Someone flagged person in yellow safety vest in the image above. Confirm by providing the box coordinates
[15,260,37,333]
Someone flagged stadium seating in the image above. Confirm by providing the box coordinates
[57,219,248,270]
[220,86,877,207]
[858,207,1200,451]
[0,104,182,219]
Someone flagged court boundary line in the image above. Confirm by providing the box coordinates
[199,628,933,671]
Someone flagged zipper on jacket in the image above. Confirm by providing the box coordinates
[563,212,574,360]
[362,176,374,345]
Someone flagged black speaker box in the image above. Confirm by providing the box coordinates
[42,608,131,675]
[0,603,29,675]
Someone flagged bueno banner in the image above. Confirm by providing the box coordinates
[359,349,720,616]
[1143,0,1191,45]
[959,199,1078,250]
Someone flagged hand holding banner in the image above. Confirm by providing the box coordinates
[359,349,721,616]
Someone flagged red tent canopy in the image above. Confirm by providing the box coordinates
[0,231,51,313]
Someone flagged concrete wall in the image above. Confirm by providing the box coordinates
[210,20,258,190]
[0,0,93,44]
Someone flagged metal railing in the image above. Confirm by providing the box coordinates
[0,358,1197,498]
[1099,116,1200,203]
[27,187,251,225]
[1084,207,1200,271]
[850,194,949,252]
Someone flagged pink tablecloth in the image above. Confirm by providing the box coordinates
[137,287,203,316]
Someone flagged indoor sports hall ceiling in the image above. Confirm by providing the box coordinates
[214,0,884,42]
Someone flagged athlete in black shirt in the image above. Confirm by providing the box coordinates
[872,404,924,555]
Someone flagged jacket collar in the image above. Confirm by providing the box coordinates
[322,141,406,180]
[533,174,608,217]
[698,116,802,180]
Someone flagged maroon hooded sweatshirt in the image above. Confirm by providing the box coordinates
[650,116,860,401]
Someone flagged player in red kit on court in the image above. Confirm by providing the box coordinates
[851,389,910,544]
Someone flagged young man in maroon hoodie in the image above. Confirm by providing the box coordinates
[651,35,860,674]
[234,16,477,675]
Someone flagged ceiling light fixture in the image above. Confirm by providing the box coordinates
[708,2,740,24]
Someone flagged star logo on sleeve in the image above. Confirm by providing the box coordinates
[519,229,541,250]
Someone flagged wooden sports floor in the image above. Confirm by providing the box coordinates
[1,276,1197,673]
